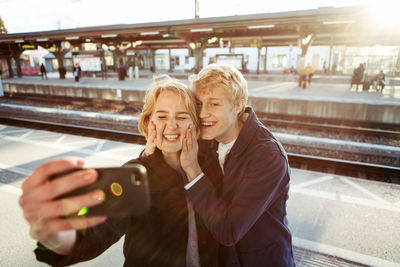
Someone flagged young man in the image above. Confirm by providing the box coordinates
[180,64,295,266]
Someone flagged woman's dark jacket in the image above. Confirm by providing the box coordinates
[34,149,218,266]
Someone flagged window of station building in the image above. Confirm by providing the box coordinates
[52,59,59,70]
[105,56,113,66]
[65,59,72,69]
[32,56,40,67]
[83,43,97,51]
[21,54,30,66]
[343,46,400,75]
[272,55,287,68]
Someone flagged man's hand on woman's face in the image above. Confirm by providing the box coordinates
[180,124,202,181]
[19,158,106,243]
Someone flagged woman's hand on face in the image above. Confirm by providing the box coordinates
[19,158,106,250]
[143,120,165,157]
[180,124,203,182]
[143,121,157,157]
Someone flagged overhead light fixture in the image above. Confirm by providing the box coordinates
[189,42,196,50]
[190,28,213,32]
[15,39,24,43]
[207,37,218,44]
[163,33,172,38]
[120,41,131,50]
[36,38,49,42]
[323,20,355,25]
[65,36,79,40]
[141,39,185,44]
[85,38,91,42]
[301,34,313,45]
[140,31,159,35]
[101,34,118,38]
[248,24,275,29]
[132,40,143,47]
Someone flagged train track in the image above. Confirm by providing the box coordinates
[3,93,400,140]
[1,116,399,184]
[258,116,400,140]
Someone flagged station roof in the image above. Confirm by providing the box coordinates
[1,5,399,55]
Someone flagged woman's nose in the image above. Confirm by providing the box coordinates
[166,118,177,129]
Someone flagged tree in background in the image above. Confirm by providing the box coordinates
[0,16,8,34]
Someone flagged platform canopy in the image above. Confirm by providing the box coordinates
[1,5,399,56]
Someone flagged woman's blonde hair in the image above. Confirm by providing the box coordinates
[138,75,200,139]
[190,64,248,116]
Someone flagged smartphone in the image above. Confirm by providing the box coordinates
[50,164,150,218]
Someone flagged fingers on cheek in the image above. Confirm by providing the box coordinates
[180,135,185,148]
[150,114,156,123]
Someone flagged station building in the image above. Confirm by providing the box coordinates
[2,5,400,78]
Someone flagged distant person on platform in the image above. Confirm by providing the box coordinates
[40,63,47,80]
[377,70,385,92]
[0,67,3,97]
[304,64,315,87]
[299,64,314,88]
[73,63,82,83]
[323,61,328,74]
[351,63,365,91]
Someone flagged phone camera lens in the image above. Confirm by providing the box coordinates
[131,173,142,186]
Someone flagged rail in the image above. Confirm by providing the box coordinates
[1,116,399,183]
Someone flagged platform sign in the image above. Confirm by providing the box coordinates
[22,44,37,50]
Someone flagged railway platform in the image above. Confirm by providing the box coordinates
[2,74,400,124]
[0,124,399,266]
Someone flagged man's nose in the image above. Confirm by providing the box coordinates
[199,105,209,118]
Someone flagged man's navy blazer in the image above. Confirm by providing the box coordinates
[186,107,295,267]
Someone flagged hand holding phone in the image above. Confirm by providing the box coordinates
[51,164,150,218]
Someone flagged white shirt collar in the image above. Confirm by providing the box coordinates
[217,138,237,172]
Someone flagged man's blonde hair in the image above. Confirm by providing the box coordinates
[139,75,200,139]
[191,64,248,115]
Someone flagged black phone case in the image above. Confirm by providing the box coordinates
[50,164,150,217]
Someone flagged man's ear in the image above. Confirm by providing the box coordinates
[235,99,245,115]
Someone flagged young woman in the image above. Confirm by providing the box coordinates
[19,76,218,266]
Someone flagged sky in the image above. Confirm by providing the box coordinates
[0,0,396,33]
